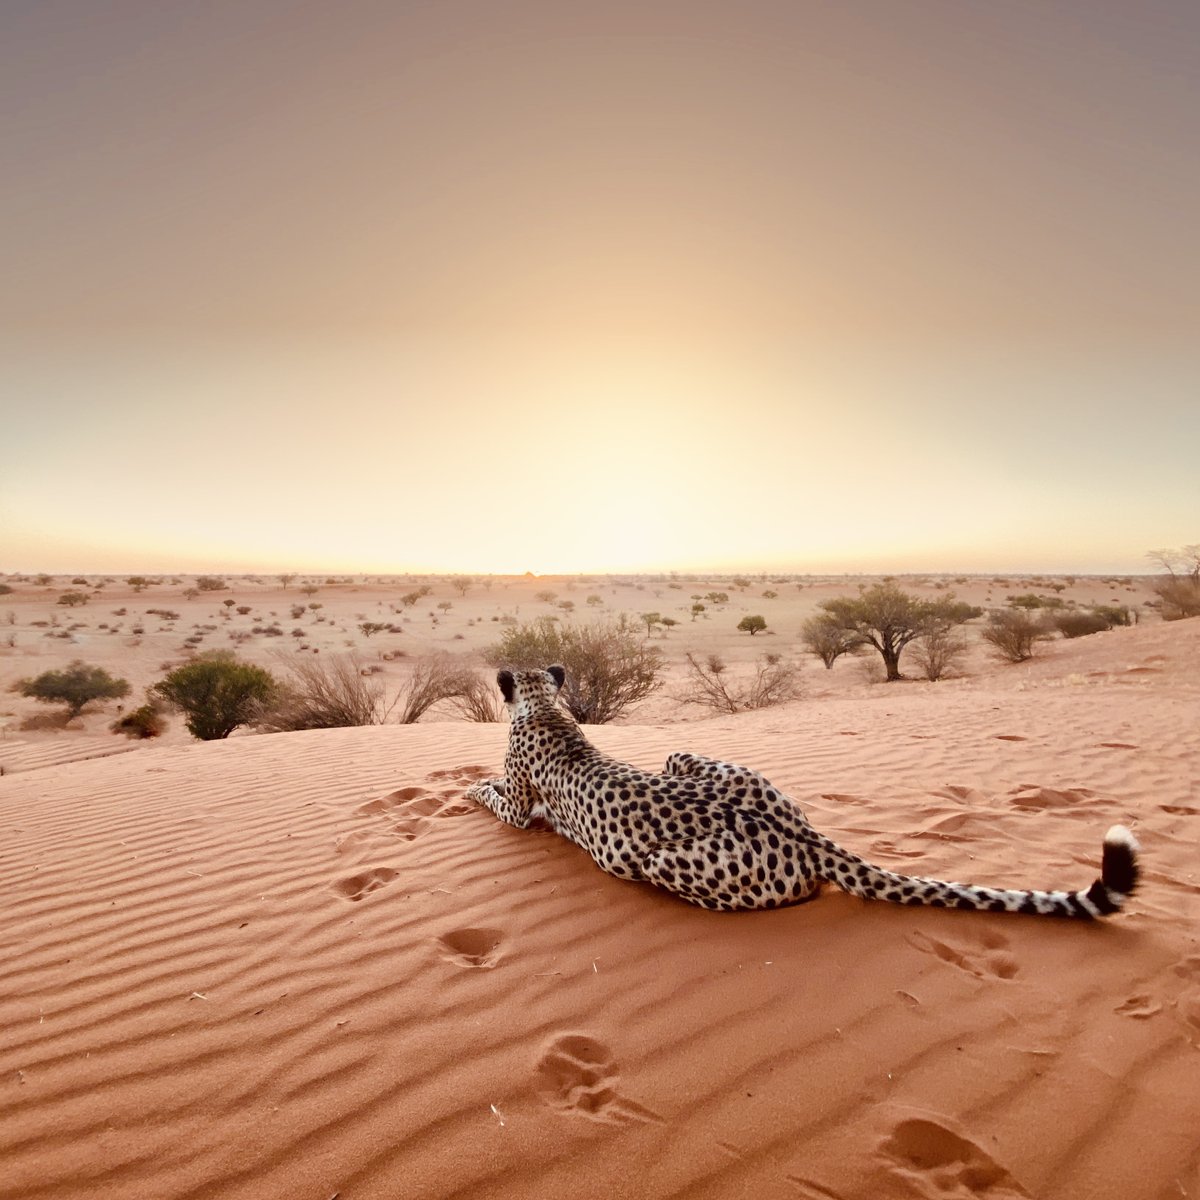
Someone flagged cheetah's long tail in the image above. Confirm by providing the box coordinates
[808,825,1139,919]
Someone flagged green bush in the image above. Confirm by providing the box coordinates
[1054,612,1110,639]
[17,661,130,718]
[737,615,767,635]
[152,653,277,739]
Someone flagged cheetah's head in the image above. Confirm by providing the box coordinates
[496,664,565,718]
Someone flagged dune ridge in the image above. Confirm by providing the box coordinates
[2,622,1198,1199]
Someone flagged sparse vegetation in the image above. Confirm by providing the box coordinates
[16,661,130,719]
[486,616,663,724]
[737,614,767,636]
[56,591,89,607]
[259,653,390,730]
[678,652,802,713]
[111,702,167,739]
[981,610,1054,663]
[799,614,863,669]
[1054,612,1111,639]
[911,626,970,681]
[1148,544,1200,620]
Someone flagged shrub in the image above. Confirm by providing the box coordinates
[0,584,13,595]
[981,610,1054,663]
[196,576,227,591]
[259,653,388,730]
[447,672,504,722]
[677,653,802,713]
[737,615,768,636]
[153,653,278,739]
[1054,612,1110,639]
[1147,545,1200,620]
[911,626,970,681]
[396,655,484,724]
[486,615,663,724]
[111,703,167,739]
[1090,604,1132,628]
[16,661,130,719]
[800,614,863,669]
[56,591,89,607]
[1007,593,1064,611]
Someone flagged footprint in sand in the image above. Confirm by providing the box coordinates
[536,1035,663,1125]
[356,785,473,840]
[908,929,1019,981]
[438,927,504,968]
[1007,785,1103,814]
[879,1117,1030,1199]
[1114,994,1163,1019]
[1172,958,1200,1047]
[426,764,492,785]
[1160,805,1198,816]
[331,866,399,902]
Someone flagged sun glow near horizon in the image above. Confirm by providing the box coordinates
[1,3,1197,576]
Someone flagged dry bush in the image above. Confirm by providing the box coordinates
[800,614,864,669]
[981,610,1054,663]
[486,616,663,724]
[1148,544,1200,620]
[447,672,505,722]
[260,653,389,730]
[911,626,970,681]
[111,703,167,739]
[677,652,802,713]
[396,654,482,724]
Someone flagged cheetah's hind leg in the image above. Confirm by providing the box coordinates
[662,752,744,781]
[662,752,773,791]
[640,835,821,912]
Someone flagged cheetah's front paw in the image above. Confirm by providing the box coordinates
[467,777,507,803]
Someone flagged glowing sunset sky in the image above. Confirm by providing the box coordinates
[2,1,1197,575]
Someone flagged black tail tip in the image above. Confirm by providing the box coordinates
[1102,825,1139,897]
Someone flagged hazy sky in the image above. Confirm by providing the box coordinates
[2,1,1197,574]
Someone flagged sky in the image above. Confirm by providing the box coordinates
[2,0,1197,576]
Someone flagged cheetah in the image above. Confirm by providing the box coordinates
[466,666,1140,918]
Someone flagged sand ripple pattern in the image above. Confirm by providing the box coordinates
[2,622,1198,1199]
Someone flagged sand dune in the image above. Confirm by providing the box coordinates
[2,621,1198,1200]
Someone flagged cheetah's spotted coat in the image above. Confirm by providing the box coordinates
[466,667,1139,918]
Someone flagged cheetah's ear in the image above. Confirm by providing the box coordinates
[497,670,515,704]
[546,664,566,691]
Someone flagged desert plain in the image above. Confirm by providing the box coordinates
[1,570,1198,1200]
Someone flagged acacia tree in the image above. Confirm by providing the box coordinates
[737,615,767,636]
[18,661,130,719]
[818,584,977,681]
